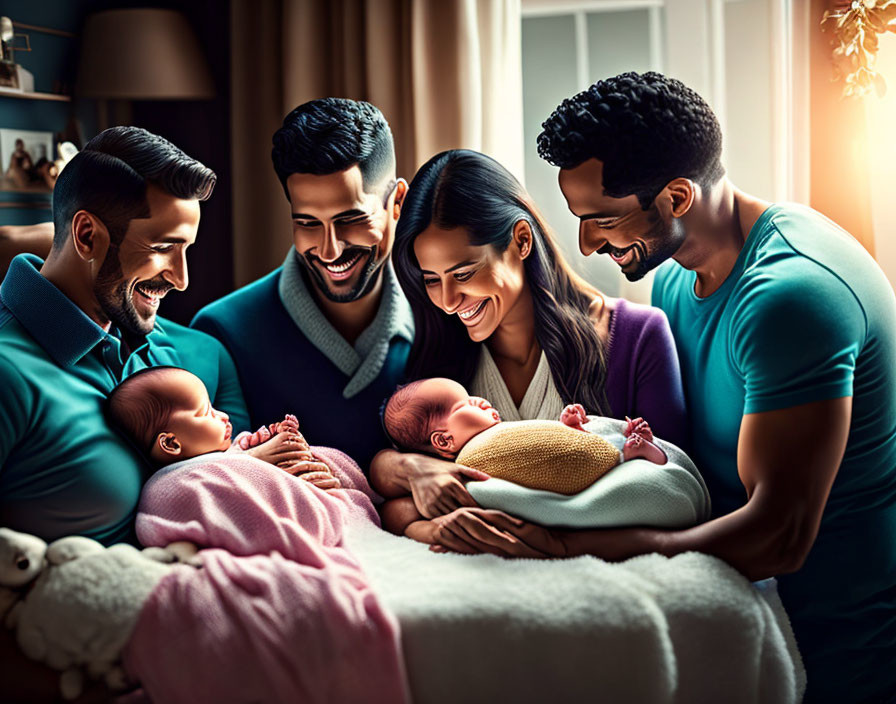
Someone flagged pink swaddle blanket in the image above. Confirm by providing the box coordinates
[122,447,409,704]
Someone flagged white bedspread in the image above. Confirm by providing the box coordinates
[344,520,805,704]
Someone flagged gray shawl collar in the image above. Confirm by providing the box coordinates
[278,249,414,398]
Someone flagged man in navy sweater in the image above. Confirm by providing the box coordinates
[192,99,411,470]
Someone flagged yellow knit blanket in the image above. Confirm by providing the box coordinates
[456,420,620,495]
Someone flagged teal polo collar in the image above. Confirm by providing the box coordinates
[0,253,163,369]
[1,254,108,367]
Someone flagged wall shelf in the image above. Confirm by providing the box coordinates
[0,89,71,102]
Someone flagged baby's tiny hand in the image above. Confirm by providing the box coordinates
[238,425,273,450]
[297,469,342,491]
[271,414,301,436]
[560,403,587,430]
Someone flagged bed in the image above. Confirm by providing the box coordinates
[121,444,805,704]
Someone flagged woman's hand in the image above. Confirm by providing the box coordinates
[405,454,490,518]
[428,508,567,558]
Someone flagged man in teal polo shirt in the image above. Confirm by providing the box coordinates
[0,126,253,547]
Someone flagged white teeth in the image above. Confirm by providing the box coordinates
[325,253,361,272]
[459,300,486,320]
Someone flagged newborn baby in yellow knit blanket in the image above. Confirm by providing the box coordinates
[380,377,667,544]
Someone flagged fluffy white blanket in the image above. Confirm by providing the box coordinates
[343,519,806,704]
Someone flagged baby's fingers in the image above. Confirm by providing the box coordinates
[300,471,341,490]
[456,464,490,482]
[290,460,332,475]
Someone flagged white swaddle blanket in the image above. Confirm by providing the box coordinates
[466,416,710,528]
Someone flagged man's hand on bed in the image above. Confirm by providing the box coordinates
[427,508,567,558]
[405,455,489,518]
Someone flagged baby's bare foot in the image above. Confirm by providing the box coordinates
[624,416,654,442]
[623,433,667,465]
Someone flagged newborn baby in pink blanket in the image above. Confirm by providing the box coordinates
[107,366,341,491]
[104,367,409,703]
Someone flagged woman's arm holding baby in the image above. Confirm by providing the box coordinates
[370,449,489,518]
[429,398,849,582]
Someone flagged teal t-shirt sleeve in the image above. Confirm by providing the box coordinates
[212,337,251,433]
[731,267,864,414]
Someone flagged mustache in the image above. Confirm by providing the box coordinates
[135,278,174,295]
[305,245,373,266]
[598,241,648,261]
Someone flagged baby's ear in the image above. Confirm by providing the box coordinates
[430,431,456,458]
[153,432,183,460]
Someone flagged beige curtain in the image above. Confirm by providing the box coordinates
[230,0,523,287]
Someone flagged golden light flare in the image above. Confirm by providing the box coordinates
[822,0,896,97]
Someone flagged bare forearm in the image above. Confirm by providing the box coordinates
[369,449,413,497]
[561,496,806,581]
[380,496,423,535]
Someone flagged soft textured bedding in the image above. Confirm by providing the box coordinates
[467,416,711,528]
[343,519,806,704]
[129,445,803,704]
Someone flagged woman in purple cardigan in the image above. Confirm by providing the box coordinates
[370,149,687,550]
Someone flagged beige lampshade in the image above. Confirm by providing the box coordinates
[77,9,214,99]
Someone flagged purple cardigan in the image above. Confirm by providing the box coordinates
[603,299,689,452]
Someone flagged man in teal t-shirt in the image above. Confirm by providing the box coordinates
[526,73,896,702]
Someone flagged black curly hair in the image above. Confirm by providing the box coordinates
[537,71,725,209]
[271,97,396,200]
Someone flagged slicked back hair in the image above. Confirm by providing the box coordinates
[538,71,725,209]
[393,149,610,416]
[52,126,216,249]
[271,98,396,199]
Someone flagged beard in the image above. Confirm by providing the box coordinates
[601,206,686,282]
[94,248,172,336]
[299,245,385,303]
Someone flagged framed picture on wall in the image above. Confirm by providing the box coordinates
[0,127,54,191]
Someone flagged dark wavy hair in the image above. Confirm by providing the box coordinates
[393,149,609,415]
[271,97,395,200]
[52,126,216,249]
[537,71,724,209]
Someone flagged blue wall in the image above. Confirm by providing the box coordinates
[0,0,98,223]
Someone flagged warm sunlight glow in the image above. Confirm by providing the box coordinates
[867,34,896,288]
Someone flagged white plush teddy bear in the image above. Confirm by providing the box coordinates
[0,527,200,700]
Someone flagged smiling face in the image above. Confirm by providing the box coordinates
[287,166,401,303]
[558,158,685,281]
[416,378,501,457]
[149,368,232,464]
[413,224,530,343]
[94,184,200,335]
